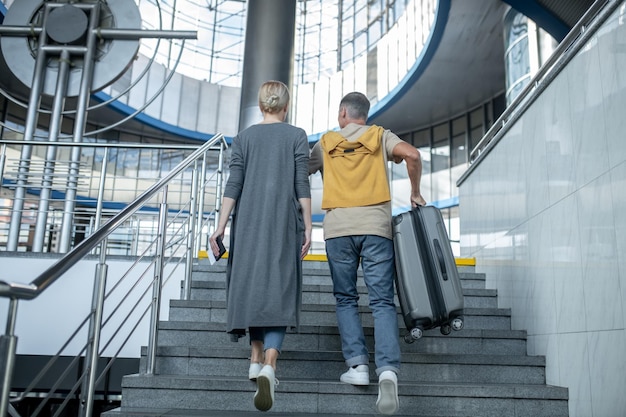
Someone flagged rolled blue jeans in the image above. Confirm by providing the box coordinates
[326,235,400,376]
[249,326,287,353]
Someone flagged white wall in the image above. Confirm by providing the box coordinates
[458,4,626,417]
[105,53,241,138]
[0,254,183,358]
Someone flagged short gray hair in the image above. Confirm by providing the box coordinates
[339,92,370,120]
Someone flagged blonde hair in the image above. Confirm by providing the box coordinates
[258,80,290,114]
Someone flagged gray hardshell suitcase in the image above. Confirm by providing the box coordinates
[392,205,464,343]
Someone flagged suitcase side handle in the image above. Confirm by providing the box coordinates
[433,239,448,281]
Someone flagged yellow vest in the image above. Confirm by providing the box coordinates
[321,125,391,210]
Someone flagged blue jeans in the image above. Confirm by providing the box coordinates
[326,235,400,376]
[249,326,287,353]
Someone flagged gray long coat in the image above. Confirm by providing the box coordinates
[223,122,310,339]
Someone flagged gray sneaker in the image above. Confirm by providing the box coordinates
[254,365,278,411]
[376,370,399,415]
[340,364,370,386]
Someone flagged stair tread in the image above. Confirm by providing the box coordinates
[192,265,485,279]
[121,374,568,398]
[104,408,445,417]
[105,406,552,417]
[168,300,508,315]
[141,346,545,365]
[157,320,520,336]
[187,281,497,296]
[110,261,568,415]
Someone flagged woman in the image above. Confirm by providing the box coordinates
[209,80,312,412]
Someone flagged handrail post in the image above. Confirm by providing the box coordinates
[0,144,7,199]
[0,299,19,417]
[32,48,71,252]
[146,187,168,374]
[79,242,108,417]
[195,153,208,252]
[59,2,102,254]
[94,147,109,232]
[214,142,226,231]
[184,163,199,300]
[6,4,50,252]
[91,147,109,256]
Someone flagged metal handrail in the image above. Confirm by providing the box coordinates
[0,138,205,150]
[0,132,227,417]
[0,133,225,300]
[457,0,621,186]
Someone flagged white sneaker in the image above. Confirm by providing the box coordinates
[249,362,262,381]
[340,364,370,386]
[376,370,399,415]
[254,365,277,411]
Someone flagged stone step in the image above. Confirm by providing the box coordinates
[166,301,511,331]
[191,263,486,290]
[109,374,568,416]
[138,347,547,385]
[103,260,570,417]
[192,260,478,273]
[457,272,486,289]
[104,409,460,417]
[186,281,498,309]
[156,321,525,355]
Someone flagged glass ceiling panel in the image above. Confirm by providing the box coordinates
[133,0,409,87]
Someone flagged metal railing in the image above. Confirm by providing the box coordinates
[0,139,224,255]
[457,0,622,186]
[0,133,227,417]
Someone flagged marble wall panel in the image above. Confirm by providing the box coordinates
[587,330,626,417]
[458,4,626,416]
[610,161,626,328]
[566,41,610,191]
[576,172,622,332]
[557,332,592,417]
[598,8,626,169]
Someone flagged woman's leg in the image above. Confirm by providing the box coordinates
[248,328,265,380]
[248,327,265,364]
[253,326,286,411]
[261,326,286,369]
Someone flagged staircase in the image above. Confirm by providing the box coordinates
[103,259,569,416]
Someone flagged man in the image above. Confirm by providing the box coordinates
[309,92,426,415]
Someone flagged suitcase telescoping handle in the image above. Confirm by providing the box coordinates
[433,239,448,281]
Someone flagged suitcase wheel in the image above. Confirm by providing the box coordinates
[440,318,464,336]
[404,327,423,343]
[451,317,464,331]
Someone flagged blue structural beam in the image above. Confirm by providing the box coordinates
[501,0,570,41]
[1,178,160,212]
[307,0,451,143]
[368,0,451,121]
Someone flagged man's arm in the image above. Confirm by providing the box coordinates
[392,141,427,207]
[308,142,323,175]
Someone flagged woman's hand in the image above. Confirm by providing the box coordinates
[300,228,312,259]
[209,226,225,258]
[209,197,236,257]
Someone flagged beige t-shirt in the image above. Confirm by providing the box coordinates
[309,123,403,240]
